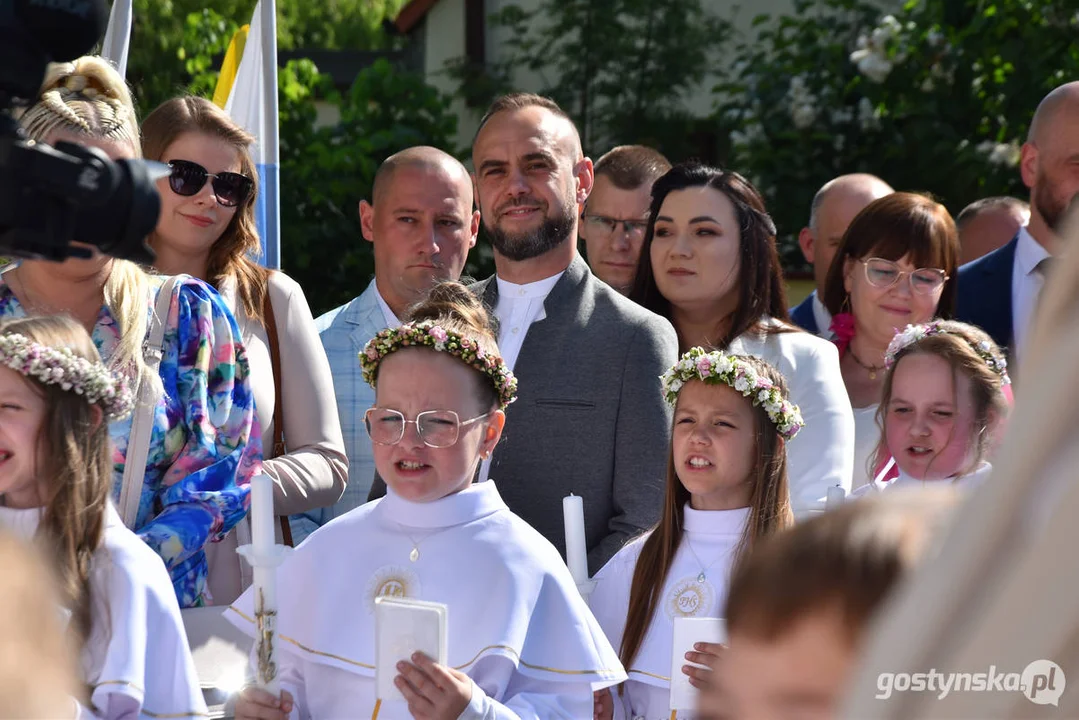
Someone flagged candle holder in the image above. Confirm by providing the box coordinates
[236,543,292,695]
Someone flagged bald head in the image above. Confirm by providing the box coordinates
[800,174,894,297]
[809,174,895,232]
[372,146,472,206]
[1027,82,1079,145]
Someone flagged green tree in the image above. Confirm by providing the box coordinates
[716,0,1079,268]
[448,0,732,158]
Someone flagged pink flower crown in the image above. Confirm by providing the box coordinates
[885,322,1010,383]
[360,321,518,410]
[660,347,804,440]
[0,333,134,420]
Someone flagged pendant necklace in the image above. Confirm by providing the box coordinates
[398,523,452,562]
[684,535,725,584]
[848,347,884,380]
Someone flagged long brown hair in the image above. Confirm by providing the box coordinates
[0,316,112,663]
[629,163,791,350]
[142,96,269,323]
[618,354,794,672]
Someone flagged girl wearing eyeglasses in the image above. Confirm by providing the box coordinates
[821,192,960,489]
[629,162,855,517]
[141,96,347,605]
[230,281,625,720]
[9,56,261,610]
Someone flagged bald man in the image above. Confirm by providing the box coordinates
[956,197,1030,265]
[790,174,894,336]
[957,81,1079,360]
[290,146,479,541]
[368,94,678,572]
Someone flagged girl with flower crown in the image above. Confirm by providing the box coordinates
[0,316,204,719]
[821,193,960,489]
[589,348,798,720]
[854,320,1010,494]
[230,281,624,720]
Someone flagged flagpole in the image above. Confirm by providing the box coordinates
[260,0,280,270]
[101,0,133,77]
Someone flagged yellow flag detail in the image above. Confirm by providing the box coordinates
[212,24,251,108]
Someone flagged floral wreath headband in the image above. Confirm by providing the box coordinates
[360,320,518,410]
[660,347,804,440]
[0,333,134,420]
[885,322,1010,384]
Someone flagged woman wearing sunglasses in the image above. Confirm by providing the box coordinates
[142,96,347,605]
[8,57,261,610]
[822,192,960,489]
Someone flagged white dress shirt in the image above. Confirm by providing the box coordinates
[374,282,404,328]
[477,271,564,483]
[812,291,835,340]
[1011,226,1052,360]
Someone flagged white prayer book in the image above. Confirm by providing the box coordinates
[375,597,448,702]
[669,616,726,711]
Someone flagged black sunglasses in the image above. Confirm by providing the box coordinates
[167,159,253,208]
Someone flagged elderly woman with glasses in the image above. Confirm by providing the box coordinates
[822,192,960,489]
[141,96,347,604]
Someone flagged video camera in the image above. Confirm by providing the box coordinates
[0,0,161,264]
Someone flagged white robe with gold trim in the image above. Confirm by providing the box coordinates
[0,503,207,720]
[589,505,747,720]
[227,481,626,719]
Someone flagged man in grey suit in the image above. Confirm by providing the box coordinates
[292,147,479,542]
[370,94,678,572]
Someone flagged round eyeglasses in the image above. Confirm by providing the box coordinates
[364,407,490,449]
[862,257,948,295]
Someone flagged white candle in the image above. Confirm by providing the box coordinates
[563,494,589,585]
[250,474,276,553]
[825,485,846,511]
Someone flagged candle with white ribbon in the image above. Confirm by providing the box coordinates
[562,494,589,586]
[238,474,286,696]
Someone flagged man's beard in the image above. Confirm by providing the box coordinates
[485,200,576,262]
[1033,173,1078,233]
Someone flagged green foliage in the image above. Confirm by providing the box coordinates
[121,0,407,115]
[278,59,461,314]
[716,0,1079,269]
[447,0,732,158]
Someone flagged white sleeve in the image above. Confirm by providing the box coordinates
[458,676,594,720]
[784,338,855,516]
[74,695,139,720]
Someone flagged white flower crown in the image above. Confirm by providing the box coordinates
[885,322,1010,383]
[0,333,134,420]
[660,347,804,440]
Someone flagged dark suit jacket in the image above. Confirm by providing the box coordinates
[369,255,679,573]
[790,291,819,335]
[956,235,1018,351]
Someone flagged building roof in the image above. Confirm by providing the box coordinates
[393,0,442,34]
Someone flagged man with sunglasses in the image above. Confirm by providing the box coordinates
[290,146,479,543]
[578,145,671,295]
[958,81,1079,365]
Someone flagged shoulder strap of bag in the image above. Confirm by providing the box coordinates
[118,275,179,529]
[261,284,294,547]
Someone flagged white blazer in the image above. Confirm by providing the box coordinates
[727,318,855,516]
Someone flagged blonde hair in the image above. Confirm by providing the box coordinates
[0,530,82,717]
[17,55,159,400]
[142,96,268,323]
[0,317,114,672]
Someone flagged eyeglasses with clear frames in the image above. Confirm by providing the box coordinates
[582,214,649,238]
[364,407,491,448]
[862,257,949,295]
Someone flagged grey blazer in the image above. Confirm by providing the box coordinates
[369,255,678,573]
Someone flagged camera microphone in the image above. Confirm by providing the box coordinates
[15,0,108,62]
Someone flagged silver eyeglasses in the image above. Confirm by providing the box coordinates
[364,407,490,448]
[862,257,948,295]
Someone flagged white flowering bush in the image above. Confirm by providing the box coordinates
[713,0,1079,269]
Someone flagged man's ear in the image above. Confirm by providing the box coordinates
[798,227,816,264]
[575,157,595,205]
[360,200,375,244]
